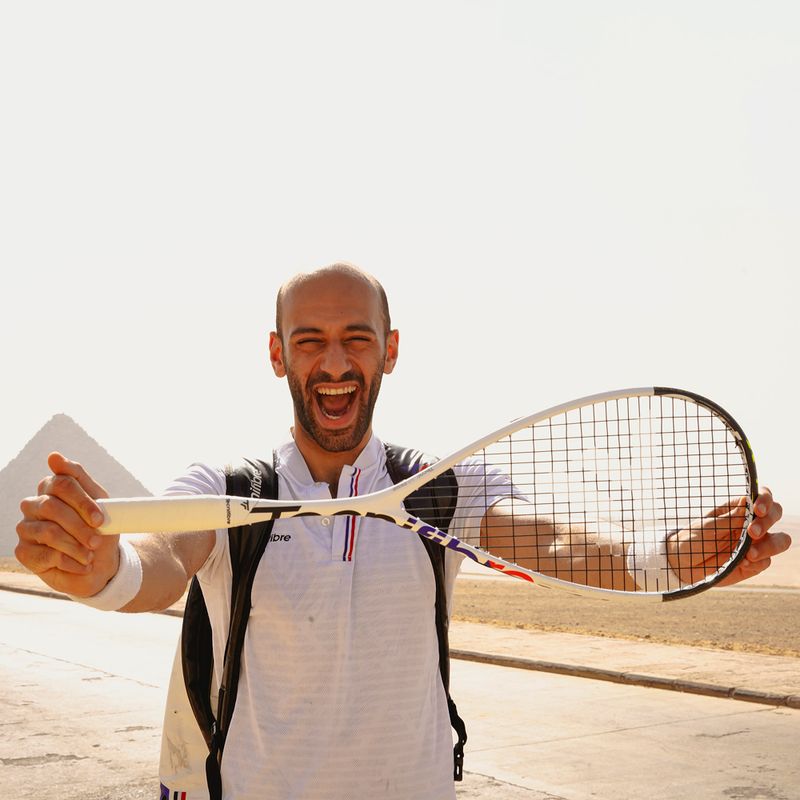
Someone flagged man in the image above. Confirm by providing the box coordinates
[16,263,790,799]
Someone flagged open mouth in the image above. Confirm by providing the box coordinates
[314,384,358,422]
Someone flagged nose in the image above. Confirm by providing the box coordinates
[319,340,352,379]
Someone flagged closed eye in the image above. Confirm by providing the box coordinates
[293,337,326,351]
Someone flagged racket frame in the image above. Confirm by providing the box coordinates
[98,387,757,602]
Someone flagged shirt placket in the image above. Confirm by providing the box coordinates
[330,465,363,563]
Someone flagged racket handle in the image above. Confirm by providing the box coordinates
[97,496,239,534]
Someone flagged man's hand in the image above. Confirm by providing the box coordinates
[16,452,121,597]
[666,488,790,587]
[718,487,790,587]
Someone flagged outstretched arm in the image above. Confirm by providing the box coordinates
[16,452,215,612]
[480,498,636,591]
[480,488,790,591]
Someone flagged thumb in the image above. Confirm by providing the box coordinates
[47,452,109,501]
[706,495,747,519]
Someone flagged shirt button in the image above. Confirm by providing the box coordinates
[321,517,331,527]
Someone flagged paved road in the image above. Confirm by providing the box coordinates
[2,591,798,800]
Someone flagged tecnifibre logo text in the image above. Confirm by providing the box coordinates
[249,466,290,541]
[249,469,262,499]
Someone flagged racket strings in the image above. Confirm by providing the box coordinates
[411,395,751,593]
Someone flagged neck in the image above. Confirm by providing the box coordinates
[292,424,373,493]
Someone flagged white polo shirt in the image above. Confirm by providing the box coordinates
[165,435,498,800]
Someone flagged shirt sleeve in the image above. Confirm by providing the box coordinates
[450,458,524,545]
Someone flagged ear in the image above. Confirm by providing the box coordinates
[269,332,287,378]
[383,329,399,375]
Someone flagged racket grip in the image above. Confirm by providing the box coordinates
[97,496,237,534]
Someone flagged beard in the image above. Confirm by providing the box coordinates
[286,366,384,453]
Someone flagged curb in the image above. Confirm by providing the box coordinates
[0,582,70,602]
[0,581,185,618]
[4,582,798,710]
[450,649,800,710]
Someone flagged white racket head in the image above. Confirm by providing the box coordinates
[400,386,756,600]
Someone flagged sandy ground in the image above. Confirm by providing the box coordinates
[451,579,799,657]
[452,516,799,658]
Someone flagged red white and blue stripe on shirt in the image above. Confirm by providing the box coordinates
[341,466,361,562]
[160,785,186,800]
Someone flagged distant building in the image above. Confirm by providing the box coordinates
[0,414,151,558]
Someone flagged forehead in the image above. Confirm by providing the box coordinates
[281,272,383,333]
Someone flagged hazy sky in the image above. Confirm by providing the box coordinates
[2,1,798,512]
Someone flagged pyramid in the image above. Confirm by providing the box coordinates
[0,414,152,557]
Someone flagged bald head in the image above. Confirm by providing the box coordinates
[275,263,391,339]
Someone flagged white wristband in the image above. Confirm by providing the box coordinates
[626,536,686,592]
[70,537,143,611]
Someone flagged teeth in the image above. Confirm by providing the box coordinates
[316,386,356,396]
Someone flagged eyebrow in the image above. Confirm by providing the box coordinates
[289,323,378,337]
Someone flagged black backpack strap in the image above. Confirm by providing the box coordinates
[384,444,468,781]
[181,456,278,800]
[181,578,215,751]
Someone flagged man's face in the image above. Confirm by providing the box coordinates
[270,273,398,454]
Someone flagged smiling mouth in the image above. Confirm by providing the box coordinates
[315,384,358,420]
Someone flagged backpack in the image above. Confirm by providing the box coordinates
[159,444,467,800]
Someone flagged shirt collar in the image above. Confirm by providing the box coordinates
[275,433,385,490]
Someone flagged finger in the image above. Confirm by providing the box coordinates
[746,531,792,563]
[47,452,109,501]
[36,473,106,529]
[716,557,771,587]
[19,494,104,552]
[700,498,746,536]
[19,517,99,567]
[691,530,791,585]
[672,505,747,569]
[693,503,748,554]
[669,533,739,574]
[673,551,741,585]
[749,490,783,539]
[705,497,745,518]
[14,538,94,577]
[753,486,774,517]
[684,549,739,577]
